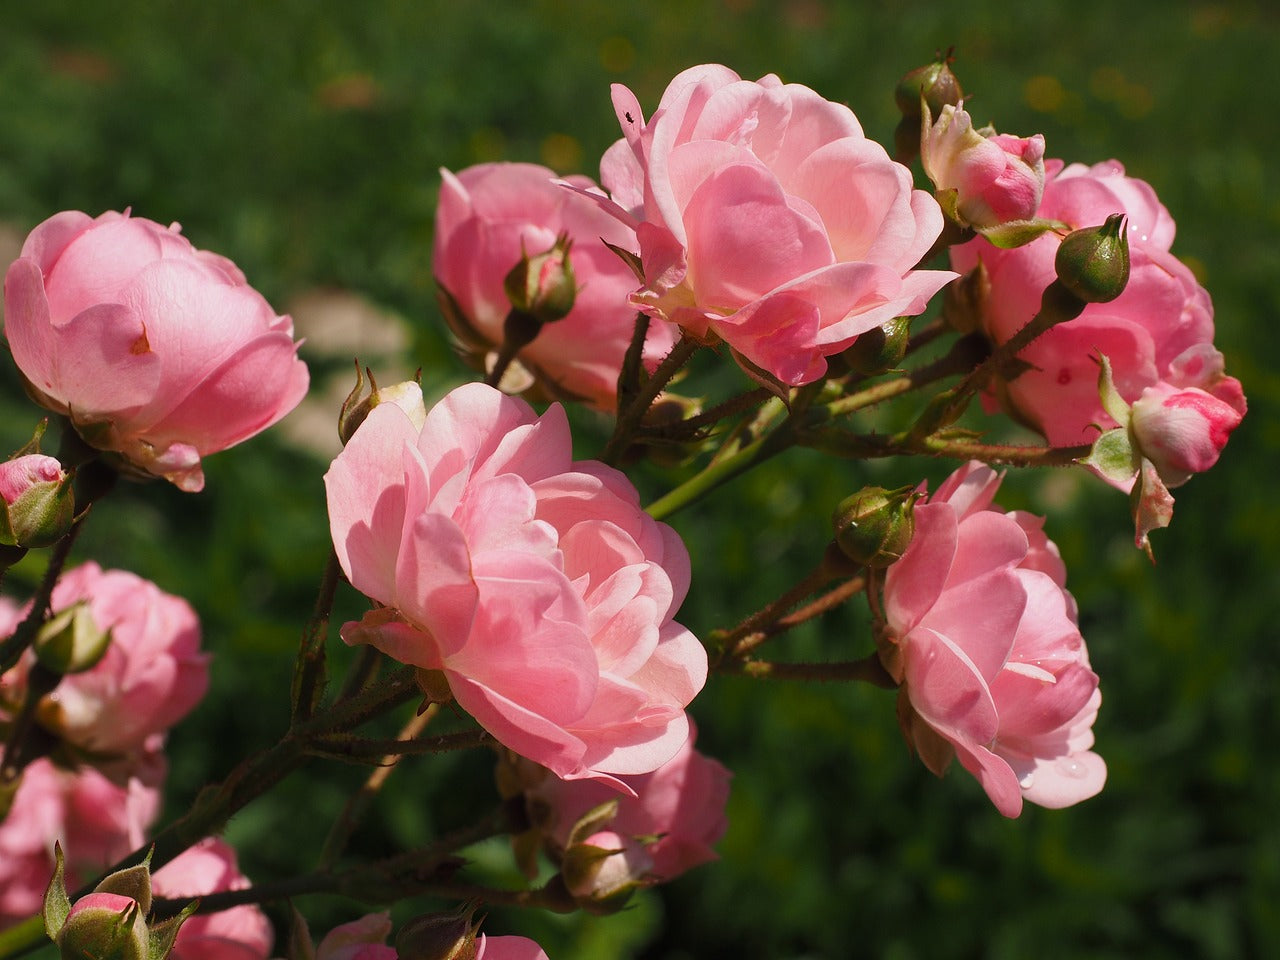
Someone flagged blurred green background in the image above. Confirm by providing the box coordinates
[2,1,1277,958]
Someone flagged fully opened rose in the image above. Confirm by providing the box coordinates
[3,210,309,491]
[325,382,706,784]
[879,463,1104,817]
[601,64,955,385]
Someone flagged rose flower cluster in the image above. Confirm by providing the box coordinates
[0,53,1246,960]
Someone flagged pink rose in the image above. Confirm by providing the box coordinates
[326,383,706,785]
[952,160,1244,447]
[316,913,397,960]
[521,720,729,880]
[476,937,550,960]
[2,562,209,763]
[0,757,159,927]
[919,103,1045,228]
[152,838,273,960]
[1130,380,1244,487]
[433,163,675,410]
[3,210,309,491]
[880,462,1104,817]
[602,64,955,385]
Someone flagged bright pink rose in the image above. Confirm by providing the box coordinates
[952,160,1245,447]
[476,937,550,960]
[152,838,273,960]
[601,64,955,385]
[920,103,1045,228]
[1,563,208,762]
[1129,380,1244,487]
[326,382,705,785]
[0,757,159,927]
[522,720,729,880]
[3,210,309,491]
[316,913,398,960]
[434,163,675,410]
[881,462,1104,817]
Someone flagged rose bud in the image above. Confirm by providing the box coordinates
[920,103,1046,230]
[1129,381,1245,488]
[0,454,74,550]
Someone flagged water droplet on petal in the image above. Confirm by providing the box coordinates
[1055,756,1088,779]
[1018,770,1035,789]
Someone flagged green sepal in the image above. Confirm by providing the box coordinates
[147,898,200,960]
[1080,427,1139,487]
[43,843,73,940]
[285,903,316,960]
[602,240,645,283]
[1094,353,1131,426]
[93,856,154,917]
[566,799,620,848]
[978,217,1070,249]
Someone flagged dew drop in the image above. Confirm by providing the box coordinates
[1055,756,1088,779]
[1018,770,1035,789]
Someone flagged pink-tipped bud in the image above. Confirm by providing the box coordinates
[560,830,653,912]
[502,233,576,326]
[1130,381,1245,488]
[920,103,1046,229]
[0,454,74,549]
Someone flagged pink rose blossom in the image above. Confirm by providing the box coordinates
[1130,380,1244,487]
[952,160,1245,447]
[476,937,550,960]
[326,382,706,786]
[880,462,1104,817]
[919,103,1045,228]
[316,913,397,960]
[3,210,309,491]
[152,838,273,960]
[433,162,675,410]
[601,64,955,385]
[520,720,729,880]
[0,757,159,927]
[1,562,209,764]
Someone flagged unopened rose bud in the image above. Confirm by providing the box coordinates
[832,486,919,569]
[395,904,481,960]
[1130,381,1244,488]
[920,103,1046,230]
[503,233,576,326]
[339,366,427,445]
[894,53,964,163]
[0,454,74,549]
[56,893,150,960]
[841,317,912,377]
[33,601,112,675]
[1054,214,1130,304]
[895,54,964,119]
[560,830,653,912]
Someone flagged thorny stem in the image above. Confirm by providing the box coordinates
[291,550,344,724]
[603,334,700,466]
[0,511,89,673]
[724,575,868,661]
[714,548,849,665]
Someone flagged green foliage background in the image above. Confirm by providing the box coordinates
[1,2,1277,958]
